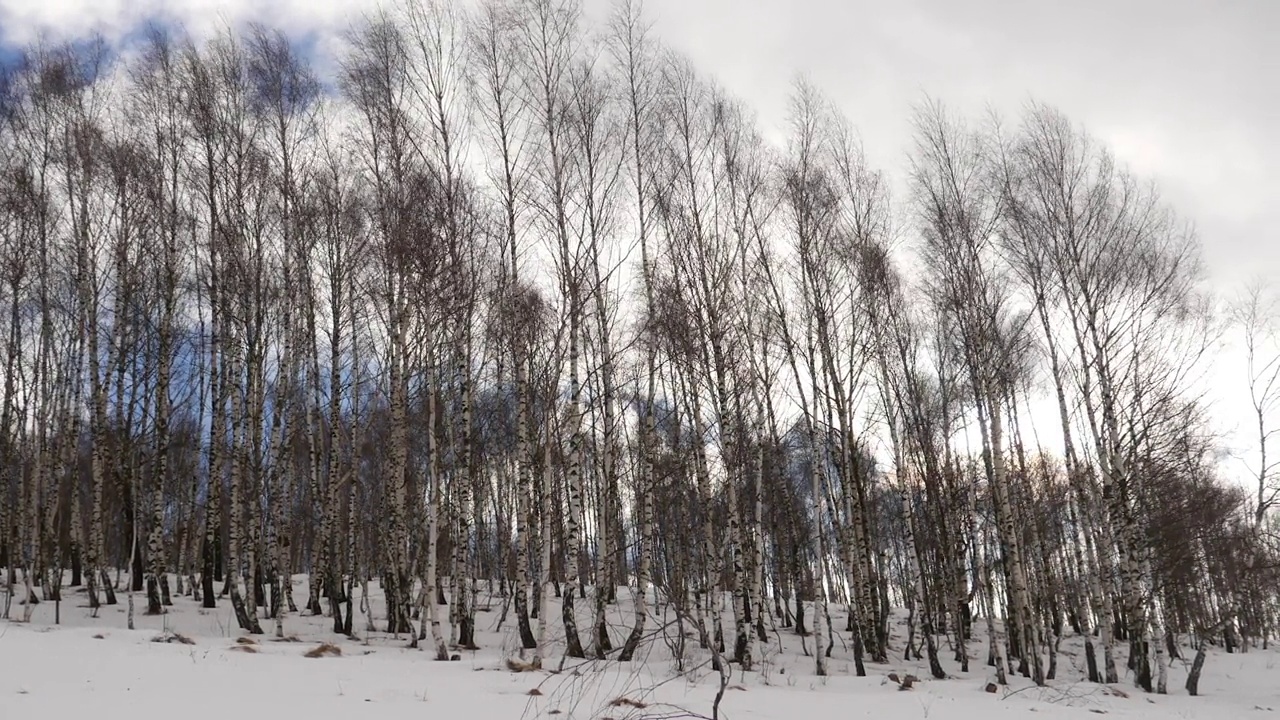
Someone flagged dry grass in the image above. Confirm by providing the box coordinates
[151,632,196,646]
[304,643,343,658]
[1104,687,1130,699]
[506,658,538,673]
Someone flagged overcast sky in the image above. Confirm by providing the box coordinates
[1,0,1276,465]
[2,0,1275,283]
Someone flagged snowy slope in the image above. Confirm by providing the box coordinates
[2,576,1276,719]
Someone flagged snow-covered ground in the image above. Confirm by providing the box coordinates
[2,577,1276,719]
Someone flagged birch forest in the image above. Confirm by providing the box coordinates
[1,0,1277,698]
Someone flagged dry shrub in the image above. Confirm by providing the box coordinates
[608,697,647,709]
